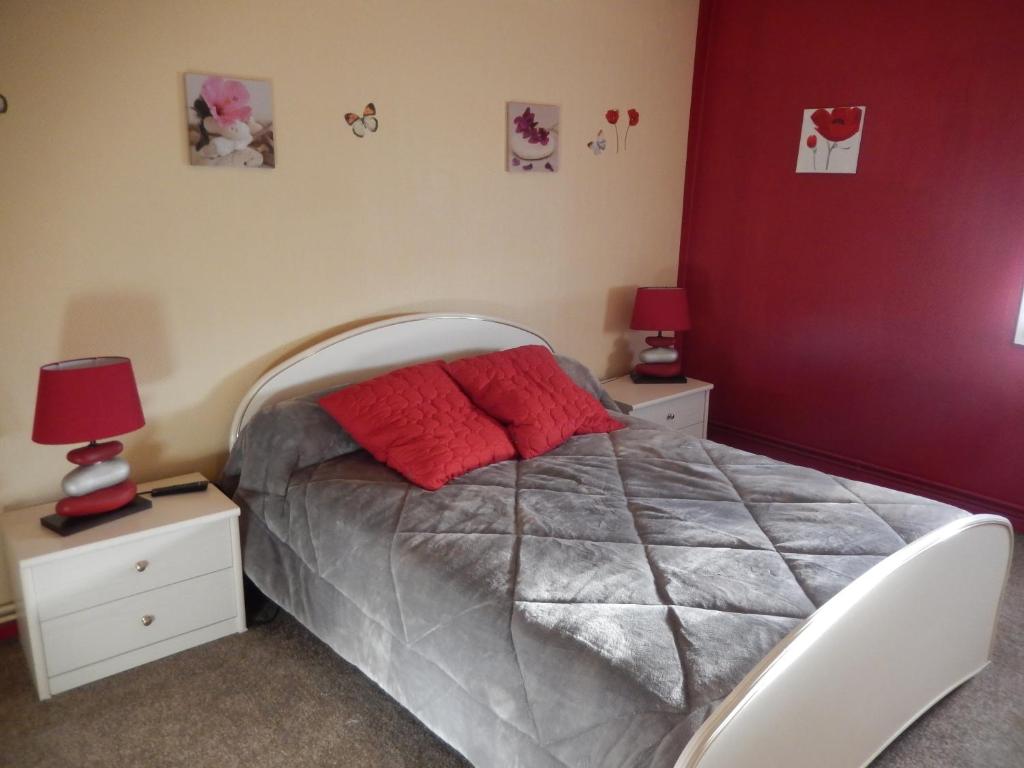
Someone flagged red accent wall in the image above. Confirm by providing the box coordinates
[679,0,1024,526]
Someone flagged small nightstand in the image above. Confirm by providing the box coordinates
[1,473,246,700]
[602,376,714,438]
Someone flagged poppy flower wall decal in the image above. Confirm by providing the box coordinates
[624,108,639,150]
[796,106,865,174]
[592,108,640,156]
[606,109,620,153]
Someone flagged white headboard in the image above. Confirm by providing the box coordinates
[229,313,553,447]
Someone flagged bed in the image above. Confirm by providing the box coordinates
[221,313,1013,768]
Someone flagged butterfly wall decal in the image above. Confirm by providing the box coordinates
[587,129,607,156]
[345,103,378,137]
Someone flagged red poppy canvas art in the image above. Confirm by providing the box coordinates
[796,105,865,174]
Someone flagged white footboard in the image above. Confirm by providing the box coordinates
[675,514,1014,768]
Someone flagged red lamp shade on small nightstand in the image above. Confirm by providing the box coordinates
[629,287,691,332]
[629,287,691,382]
[33,357,148,524]
[33,357,145,445]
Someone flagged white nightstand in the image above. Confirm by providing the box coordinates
[602,376,714,438]
[1,473,246,700]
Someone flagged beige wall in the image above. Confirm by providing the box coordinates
[0,0,699,605]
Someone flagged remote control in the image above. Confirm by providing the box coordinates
[150,480,209,497]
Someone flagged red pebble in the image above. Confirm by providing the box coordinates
[66,440,123,465]
[57,480,137,517]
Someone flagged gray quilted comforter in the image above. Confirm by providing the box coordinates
[223,363,968,768]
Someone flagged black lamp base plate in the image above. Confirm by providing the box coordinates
[41,495,153,537]
[630,372,689,384]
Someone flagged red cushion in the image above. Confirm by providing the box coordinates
[318,362,515,490]
[446,346,623,459]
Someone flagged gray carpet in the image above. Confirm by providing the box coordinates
[3,534,1021,768]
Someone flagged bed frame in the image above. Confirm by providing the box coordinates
[230,313,1013,768]
[230,313,552,447]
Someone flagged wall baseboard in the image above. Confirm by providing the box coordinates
[709,422,1024,533]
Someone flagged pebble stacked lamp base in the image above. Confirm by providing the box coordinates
[632,335,687,381]
[57,440,137,516]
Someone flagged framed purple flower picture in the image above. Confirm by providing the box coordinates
[185,73,275,169]
[507,102,559,173]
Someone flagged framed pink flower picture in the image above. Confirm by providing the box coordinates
[507,102,559,173]
[796,106,866,174]
[185,73,275,169]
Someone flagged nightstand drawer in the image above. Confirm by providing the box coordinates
[632,392,706,430]
[33,518,233,621]
[677,421,705,438]
[41,567,237,677]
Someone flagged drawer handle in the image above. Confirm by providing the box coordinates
[666,413,676,421]
[141,614,155,627]
[135,560,149,573]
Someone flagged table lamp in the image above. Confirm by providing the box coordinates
[32,357,151,534]
[629,286,691,382]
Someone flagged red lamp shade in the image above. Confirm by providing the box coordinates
[32,357,145,445]
[629,287,691,331]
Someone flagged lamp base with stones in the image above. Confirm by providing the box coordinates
[56,440,140,517]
